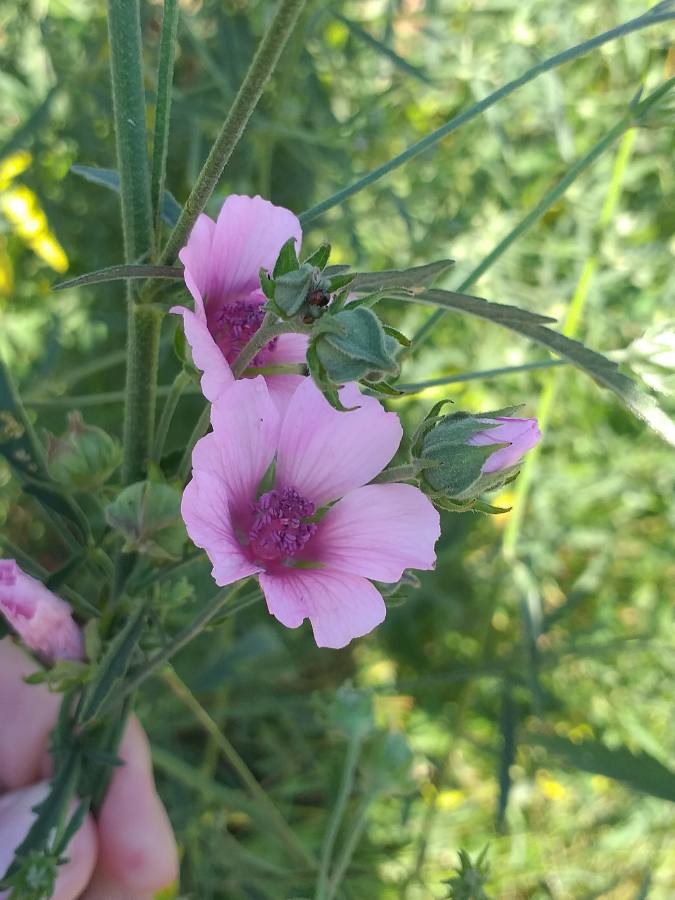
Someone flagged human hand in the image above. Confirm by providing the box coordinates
[0,638,179,899]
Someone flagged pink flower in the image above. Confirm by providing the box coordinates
[182,378,440,648]
[467,417,541,473]
[171,194,308,412]
[0,561,84,662]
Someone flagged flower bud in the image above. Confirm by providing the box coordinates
[47,412,121,490]
[0,560,84,661]
[312,307,400,384]
[105,480,186,561]
[419,411,540,502]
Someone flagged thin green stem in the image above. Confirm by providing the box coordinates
[162,665,316,869]
[122,304,162,484]
[502,127,637,560]
[158,0,308,265]
[152,369,191,462]
[108,582,257,709]
[397,359,567,392]
[326,793,375,900]
[299,6,674,224]
[232,316,305,377]
[151,0,180,244]
[315,732,363,900]
[177,403,211,484]
[373,464,418,484]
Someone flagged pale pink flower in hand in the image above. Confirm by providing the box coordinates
[0,560,83,663]
[0,639,178,900]
[171,194,308,413]
[182,377,441,648]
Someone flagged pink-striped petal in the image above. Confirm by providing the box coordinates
[275,381,402,508]
[209,195,302,301]
[259,568,386,649]
[170,305,233,402]
[307,483,440,582]
[181,476,260,586]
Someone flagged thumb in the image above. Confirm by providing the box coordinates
[0,781,97,900]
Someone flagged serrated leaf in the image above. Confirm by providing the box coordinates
[405,288,675,447]
[526,734,675,802]
[350,259,454,293]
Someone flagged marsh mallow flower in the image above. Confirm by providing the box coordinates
[420,411,541,501]
[171,194,308,411]
[0,560,83,661]
[181,378,440,648]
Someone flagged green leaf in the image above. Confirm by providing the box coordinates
[350,260,454,294]
[405,288,675,447]
[333,12,432,85]
[70,165,182,227]
[526,734,675,802]
[54,263,183,291]
[273,265,313,316]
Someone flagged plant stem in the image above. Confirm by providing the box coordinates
[152,369,191,462]
[397,358,567,392]
[151,0,180,244]
[326,793,375,900]
[315,732,363,900]
[106,0,154,263]
[162,666,316,869]
[373,464,418,484]
[177,402,211,484]
[107,582,257,710]
[299,6,674,225]
[158,0,308,265]
[122,304,162,484]
[232,315,304,377]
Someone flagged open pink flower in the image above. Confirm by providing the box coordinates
[181,377,440,648]
[0,561,83,662]
[171,194,308,412]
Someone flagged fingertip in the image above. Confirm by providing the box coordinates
[96,716,179,893]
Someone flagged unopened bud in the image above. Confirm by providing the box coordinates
[47,412,121,490]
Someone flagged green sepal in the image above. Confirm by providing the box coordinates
[327,272,356,292]
[361,379,403,397]
[258,267,276,300]
[272,236,300,278]
[303,243,331,269]
[273,265,314,317]
[313,307,400,384]
[383,324,411,347]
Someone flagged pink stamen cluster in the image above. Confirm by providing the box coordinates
[248,487,317,564]
[214,300,279,365]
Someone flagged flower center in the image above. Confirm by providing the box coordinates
[247,487,317,564]
[212,299,278,365]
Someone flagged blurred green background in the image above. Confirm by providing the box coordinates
[1,0,674,897]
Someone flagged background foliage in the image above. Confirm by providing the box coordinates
[1,0,674,897]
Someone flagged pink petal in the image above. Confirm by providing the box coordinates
[258,332,309,416]
[0,782,97,900]
[275,381,402,507]
[307,483,440,582]
[170,304,234,402]
[209,195,302,301]
[178,212,217,309]
[260,569,386,649]
[201,376,280,513]
[0,561,83,662]
[469,417,541,473]
[181,476,260,586]
[95,717,179,896]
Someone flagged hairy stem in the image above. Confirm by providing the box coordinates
[158,0,308,265]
